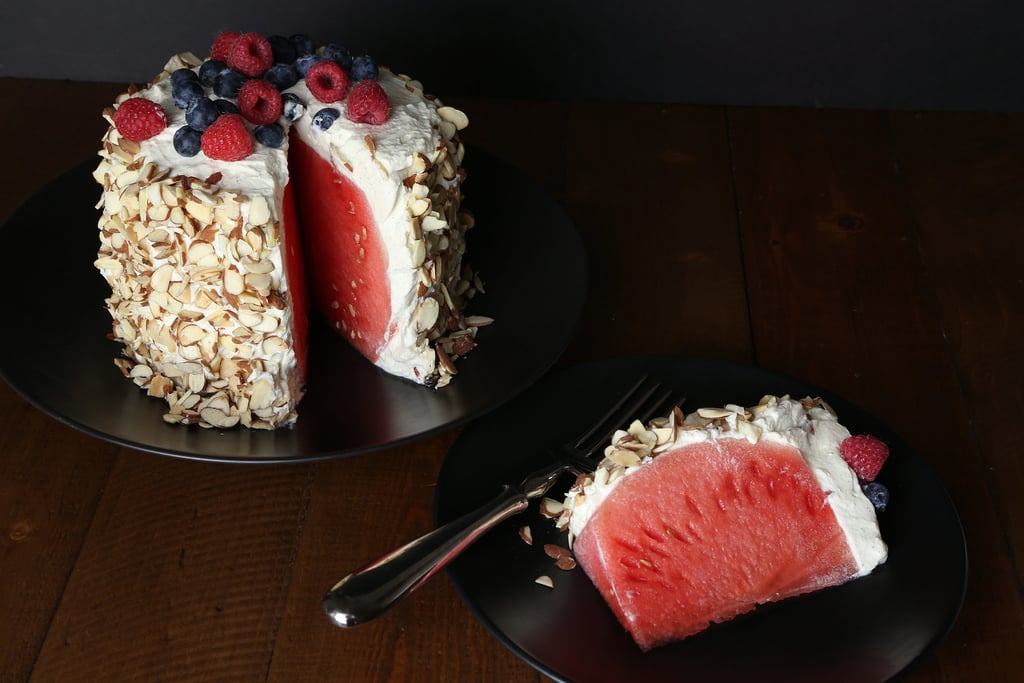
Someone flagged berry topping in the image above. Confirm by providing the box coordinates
[267,34,297,64]
[346,79,391,124]
[170,68,200,88]
[350,55,378,81]
[255,123,285,148]
[210,32,241,62]
[839,434,890,481]
[295,54,322,77]
[200,113,253,161]
[227,32,274,77]
[214,98,240,116]
[281,92,306,122]
[264,63,299,91]
[173,126,202,157]
[305,60,349,102]
[321,43,353,71]
[290,34,315,58]
[185,97,220,131]
[213,69,247,99]
[198,59,230,87]
[312,107,340,130]
[113,97,167,141]
[171,76,204,110]
[861,482,890,512]
[237,79,283,125]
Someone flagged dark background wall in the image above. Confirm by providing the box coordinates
[2,0,1021,111]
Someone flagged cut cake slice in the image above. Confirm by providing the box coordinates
[554,395,889,651]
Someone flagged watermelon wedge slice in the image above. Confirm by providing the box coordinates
[572,436,866,651]
[287,135,392,362]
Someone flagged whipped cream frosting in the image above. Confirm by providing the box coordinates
[93,48,477,428]
[560,395,889,577]
[136,53,465,383]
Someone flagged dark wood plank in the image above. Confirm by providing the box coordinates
[728,106,1023,680]
[270,433,541,682]
[0,77,127,681]
[559,101,752,365]
[889,108,1024,655]
[29,454,315,681]
[0,388,120,680]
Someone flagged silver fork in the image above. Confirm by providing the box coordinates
[322,376,679,627]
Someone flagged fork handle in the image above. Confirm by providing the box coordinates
[323,484,528,627]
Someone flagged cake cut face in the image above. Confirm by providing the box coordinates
[553,395,889,651]
[93,33,489,429]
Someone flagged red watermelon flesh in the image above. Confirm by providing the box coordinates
[573,438,859,651]
[287,135,392,362]
[280,181,309,382]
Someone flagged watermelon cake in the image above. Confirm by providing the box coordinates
[552,395,889,651]
[93,32,487,429]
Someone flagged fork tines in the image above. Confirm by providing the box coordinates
[570,376,679,462]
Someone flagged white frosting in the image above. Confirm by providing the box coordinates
[287,72,453,381]
[564,396,888,577]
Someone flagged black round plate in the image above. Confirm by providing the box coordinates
[435,356,967,683]
[0,150,587,462]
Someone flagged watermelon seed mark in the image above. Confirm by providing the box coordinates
[684,494,704,519]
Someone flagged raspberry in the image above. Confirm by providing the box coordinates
[839,434,890,481]
[227,32,274,77]
[200,114,253,161]
[305,61,349,103]
[237,79,283,125]
[210,32,240,62]
[346,80,391,125]
[113,97,167,141]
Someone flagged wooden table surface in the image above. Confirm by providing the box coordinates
[2,77,1022,682]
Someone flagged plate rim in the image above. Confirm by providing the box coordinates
[0,148,589,463]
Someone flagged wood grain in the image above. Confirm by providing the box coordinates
[0,77,1020,682]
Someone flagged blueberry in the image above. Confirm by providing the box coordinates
[312,107,340,130]
[268,35,297,64]
[185,97,219,131]
[172,78,205,110]
[173,126,202,157]
[281,92,306,122]
[265,63,299,91]
[198,59,230,87]
[862,482,889,512]
[290,33,315,58]
[214,98,239,116]
[295,54,321,77]
[170,68,200,88]
[214,69,247,99]
[350,55,378,81]
[255,123,285,148]
[321,43,353,71]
